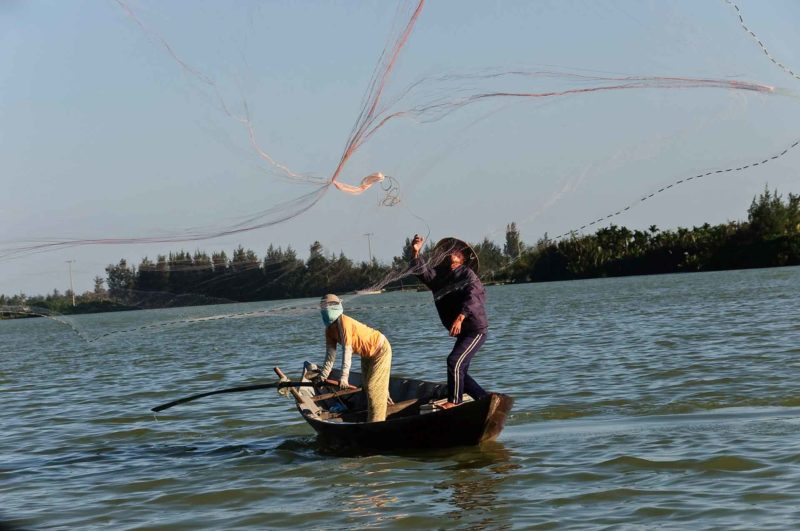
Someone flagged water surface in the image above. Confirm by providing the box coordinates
[2,267,799,529]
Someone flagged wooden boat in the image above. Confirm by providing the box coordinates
[275,365,513,451]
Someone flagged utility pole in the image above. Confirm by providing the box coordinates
[364,233,374,262]
[66,260,76,307]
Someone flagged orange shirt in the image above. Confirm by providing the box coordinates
[326,314,385,358]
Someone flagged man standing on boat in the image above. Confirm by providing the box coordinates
[409,235,489,409]
[316,294,393,422]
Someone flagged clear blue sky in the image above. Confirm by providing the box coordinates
[2,0,799,296]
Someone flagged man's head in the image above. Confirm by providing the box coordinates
[431,237,479,273]
[320,294,343,326]
[448,249,465,270]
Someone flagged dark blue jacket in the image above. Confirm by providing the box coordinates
[411,257,488,335]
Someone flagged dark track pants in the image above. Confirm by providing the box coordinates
[447,333,488,404]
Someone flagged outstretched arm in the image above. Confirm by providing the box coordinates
[320,335,337,380]
[409,234,437,285]
[411,234,424,259]
[339,345,353,389]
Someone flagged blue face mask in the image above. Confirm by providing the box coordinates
[320,304,343,326]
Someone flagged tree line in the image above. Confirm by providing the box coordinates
[506,187,800,282]
[2,187,798,317]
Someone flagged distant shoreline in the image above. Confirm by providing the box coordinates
[3,262,798,321]
[3,188,798,319]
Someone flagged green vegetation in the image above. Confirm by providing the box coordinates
[2,187,798,317]
[508,187,800,282]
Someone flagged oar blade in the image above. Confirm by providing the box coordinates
[150,381,314,413]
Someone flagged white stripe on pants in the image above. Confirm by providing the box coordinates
[452,333,483,403]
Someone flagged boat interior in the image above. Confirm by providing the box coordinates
[286,364,451,423]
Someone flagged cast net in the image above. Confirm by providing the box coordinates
[2,0,799,341]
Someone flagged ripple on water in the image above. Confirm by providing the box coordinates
[597,454,767,473]
[71,426,158,442]
[111,476,180,494]
[633,506,679,518]
[4,267,800,529]
[740,491,796,503]
[550,487,681,506]
[205,444,266,458]
[150,486,284,507]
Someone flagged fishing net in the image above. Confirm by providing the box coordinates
[2,0,799,341]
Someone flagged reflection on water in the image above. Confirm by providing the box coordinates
[442,472,509,530]
[444,441,515,471]
[341,487,402,526]
[434,443,518,530]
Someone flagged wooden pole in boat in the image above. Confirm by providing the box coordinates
[273,367,303,401]
[312,387,362,402]
[274,367,362,402]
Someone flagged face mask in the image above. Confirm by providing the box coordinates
[320,304,343,326]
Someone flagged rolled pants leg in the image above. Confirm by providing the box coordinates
[446,333,487,404]
[362,342,392,422]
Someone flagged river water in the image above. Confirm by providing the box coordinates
[2,266,799,529]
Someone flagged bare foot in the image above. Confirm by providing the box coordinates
[439,401,458,410]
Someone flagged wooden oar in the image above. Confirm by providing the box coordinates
[151,381,314,412]
[312,387,363,402]
[272,367,361,403]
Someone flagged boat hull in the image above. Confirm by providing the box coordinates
[278,363,514,452]
[300,392,513,451]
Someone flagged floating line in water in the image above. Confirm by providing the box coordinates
[724,0,800,82]
[3,297,433,343]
